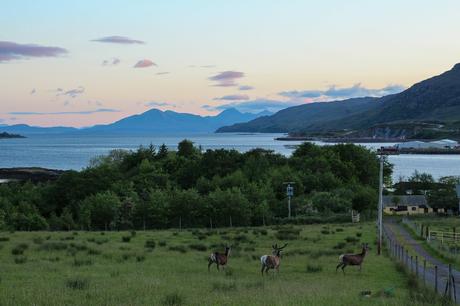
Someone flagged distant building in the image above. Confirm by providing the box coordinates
[396,139,458,150]
[382,195,445,215]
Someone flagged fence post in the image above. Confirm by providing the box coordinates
[410,256,413,273]
[406,249,408,266]
[401,246,404,262]
[448,264,452,301]
[423,259,426,286]
[435,265,438,293]
[415,256,419,276]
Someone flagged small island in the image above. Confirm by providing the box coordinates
[0,132,25,139]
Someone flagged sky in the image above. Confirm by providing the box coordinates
[1,0,460,127]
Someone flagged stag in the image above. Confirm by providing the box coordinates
[208,245,231,271]
[260,243,287,275]
[336,243,369,273]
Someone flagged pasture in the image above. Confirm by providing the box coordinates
[0,222,439,305]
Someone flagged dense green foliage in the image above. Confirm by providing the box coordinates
[0,141,391,230]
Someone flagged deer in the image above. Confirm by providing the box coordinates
[260,243,287,275]
[336,243,369,273]
[208,245,231,271]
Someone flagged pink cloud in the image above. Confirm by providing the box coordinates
[91,36,145,44]
[0,41,68,62]
[209,71,245,87]
[133,59,156,68]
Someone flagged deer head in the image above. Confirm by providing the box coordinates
[271,243,287,257]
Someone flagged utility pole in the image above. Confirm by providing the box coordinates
[455,184,460,216]
[283,182,295,218]
[378,154,384,255]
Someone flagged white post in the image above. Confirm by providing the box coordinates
[378,154,384,255]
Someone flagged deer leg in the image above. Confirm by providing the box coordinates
[208,260,213,271]
[341,264,347,274]
[261,265,266,276]
[336,263,343,272]
[266,267,270,275]
[359,264,362,272]
[216,263,220,271]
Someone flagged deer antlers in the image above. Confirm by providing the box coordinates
[272,243,288,250]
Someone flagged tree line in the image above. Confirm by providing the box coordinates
[0,141,391,231]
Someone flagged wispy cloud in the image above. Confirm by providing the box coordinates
[156,71,170,75]
[205,99,302,113]
[209,71,244,87]
[56,86,85,98]
[91,36,145,45]
[102,58,120,66]
[214,94,249,101]
[279,84,405,101]
[134,59,156,68]
[239,85,254,91]
[0,41,68,62]
[201,65,216,68]
[144,101,176,108]
[9,108,120,115]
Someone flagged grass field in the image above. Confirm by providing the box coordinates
[0,222,442,305]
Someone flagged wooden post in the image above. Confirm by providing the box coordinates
[448,264,452,300]
[435,265,438,293]
[421,224,424,237]
[423,260,426,286]
[425,226,429,239]
[410,256,413,273]
[415,256,419,276]
[406,249,409,266]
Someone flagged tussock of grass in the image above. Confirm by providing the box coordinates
[162,292,184,306]
[73,257,93,267]
[121,236,131,243]
[188,243,207,251]
[145,239,156,249]
[305,263,323,273]
[65,277,89,290]
[0,237,10,242]
[168,245,187,253]
[11,243,29,255]
[14,255,27,264]
[40,241,67,251]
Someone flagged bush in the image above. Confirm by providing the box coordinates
[305,263,323,273]
[275,227,301,240]
[136,254,146,262]
[40,242,68,251]
[87,248,101,255]
[320,230,330,235]
[162,292,183,306]
[188,243,207,251]
[122,236,131,243]
[336,228,344,232]
[159,240,167,247]
[356,232,362,237]
[11,243,29,255]
[344,236,360,243]
[333,242,346,250]
[73,258,93,267]
[65,278,89,290]
[0,237,10,242]
[14,256,27,264]
[32,237,44,245]
[130,230,136,237]
[169,245,187,253]
[145,239,156,249]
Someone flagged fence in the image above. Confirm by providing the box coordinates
[383,224,459,303]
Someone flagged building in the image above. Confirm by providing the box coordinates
[396,139,459,150]
[383,195,445,215]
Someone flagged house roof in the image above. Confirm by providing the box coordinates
[382,195,429,208]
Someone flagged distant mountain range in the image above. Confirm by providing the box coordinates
[217,63,460,138]
[0,108,271,135]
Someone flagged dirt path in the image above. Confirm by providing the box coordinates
[384,220,460,303]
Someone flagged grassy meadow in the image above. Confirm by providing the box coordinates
[0,222,441,305]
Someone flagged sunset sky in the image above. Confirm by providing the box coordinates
[2,0,460,127]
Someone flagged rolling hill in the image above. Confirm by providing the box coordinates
[217,63,460,137]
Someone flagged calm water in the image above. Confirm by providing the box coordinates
[1,133,460,181]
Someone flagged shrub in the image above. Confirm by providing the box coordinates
[40,242,68,251]
[159,240,167,247]
[136,254,146,262]
[0,237,10,242]
[305,263,323,273]
[95,238,109,245]
[333,242,346,250]
[65,278,89,290]
[69,242,88,251]
[73,258,93,267]
[145,239,156,249]
[14,256,27,264]
[32,237,44,245]
[356,232,362,237]
[336,228,344,232]
[320,230,330,235]
[122,236,131,243]
[11,243,29,255]
[344,236,360,243]
[130,230,136,237]
[233,234,248,242]
[169,245,187,253]
[275,227,301,240]
[188,243,207,251]
[122,253,133,261]
[61,236,74,241]
[162,292,183,306]
[87,248,101,255]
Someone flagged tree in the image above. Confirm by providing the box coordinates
[79,191,120,230]
[177,139,197,157]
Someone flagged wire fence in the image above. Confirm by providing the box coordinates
[383,224,459,303]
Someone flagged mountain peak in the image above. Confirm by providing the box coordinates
[219,108,242,115]
[452,63,460,71]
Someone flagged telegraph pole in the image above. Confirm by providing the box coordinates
[378,154,384,255]
[283,182,295,218]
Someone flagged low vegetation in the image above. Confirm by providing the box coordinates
[0,222,440,305]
